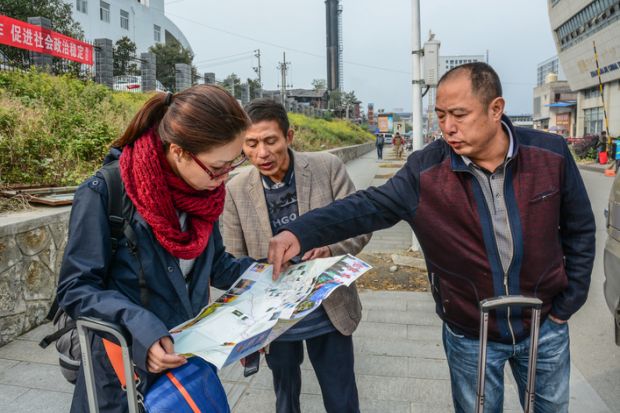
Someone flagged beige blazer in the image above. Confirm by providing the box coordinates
[222,150,371,335]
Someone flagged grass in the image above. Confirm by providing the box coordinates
[0,70,374,190]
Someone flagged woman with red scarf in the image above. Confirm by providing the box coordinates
[57,85,254,412]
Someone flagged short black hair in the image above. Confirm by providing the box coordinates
[244,98,289,136]
[437,62,502,108]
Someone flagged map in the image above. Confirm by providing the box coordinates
[170,254,371,369]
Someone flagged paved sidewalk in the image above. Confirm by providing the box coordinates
[0,146,611,412]
[578,160,614,174]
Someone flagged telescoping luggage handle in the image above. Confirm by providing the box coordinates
[476,296,543,413]
[76,317,142,413]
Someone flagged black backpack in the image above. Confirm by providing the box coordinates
[39,160,148,384]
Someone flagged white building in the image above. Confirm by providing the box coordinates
[536,55,566,86]
[68,0,192,55]
[548,0,620,138]
[439,54,487,78]
[533,73,576,135]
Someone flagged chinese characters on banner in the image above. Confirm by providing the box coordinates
[0,14,93,65]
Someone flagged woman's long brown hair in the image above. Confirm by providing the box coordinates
[112,85,250,153]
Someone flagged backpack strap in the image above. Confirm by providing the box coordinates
[39,318,75,348]
[40,162,149,362]
[99,161,128,255]
[99,161,149,307]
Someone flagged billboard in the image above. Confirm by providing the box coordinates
[377,114,393,133]
[394,121,405,135]
[0,14,93,65]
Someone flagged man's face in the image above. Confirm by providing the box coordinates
[435,73,504,162]
[243,119,293,182]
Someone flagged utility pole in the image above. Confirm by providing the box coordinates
[253,49,263,98]
[277,52,290,109]
[411,0,423,152]
[410,0,422,251]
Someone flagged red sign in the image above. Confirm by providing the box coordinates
[0,14,93,65]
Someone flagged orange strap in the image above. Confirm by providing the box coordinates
[166,371,201,413]
[102,338,138,388]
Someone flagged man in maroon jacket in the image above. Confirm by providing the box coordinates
[267,62,595,413]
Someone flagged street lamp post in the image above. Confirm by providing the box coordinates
[410,0,422,251]
[411,0,423,152]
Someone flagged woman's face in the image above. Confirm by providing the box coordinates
[167,133,245,191]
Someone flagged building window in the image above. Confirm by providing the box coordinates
[100,1,110,22]
[154,24,161,42]
[555,0,620,50]
[583,86,601,99]
[584,107,604,135]
[76,0,87,13]
[534,97,541,117]
[120,9,129,30]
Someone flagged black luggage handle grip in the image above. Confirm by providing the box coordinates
[480,295,542,312]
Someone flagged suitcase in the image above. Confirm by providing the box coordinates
[76,317,143,413]
[475,296,543,413]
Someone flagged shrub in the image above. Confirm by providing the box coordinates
[572,135,598,159]
[0,70,373,187]
[0,71,149,186]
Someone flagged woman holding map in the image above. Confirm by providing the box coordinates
[56,85,255,413]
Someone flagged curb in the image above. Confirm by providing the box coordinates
[578,163,612,174]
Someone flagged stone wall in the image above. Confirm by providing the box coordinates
[0,142,373,346]
[327,142,374,163]
[0,208,70,346]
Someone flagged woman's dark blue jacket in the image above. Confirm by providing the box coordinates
[57,152,253,411]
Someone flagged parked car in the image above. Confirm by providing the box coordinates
[113,75,167,93]
[604,173,620,345]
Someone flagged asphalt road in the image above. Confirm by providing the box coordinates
[571,169,619,410]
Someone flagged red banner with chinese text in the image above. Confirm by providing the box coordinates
[0,14,93,65]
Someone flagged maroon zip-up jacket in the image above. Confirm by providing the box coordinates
[282,116,596,343]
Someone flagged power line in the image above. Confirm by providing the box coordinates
[193,50,255,65]
[164,6,532,86]
[165,11,411,75]
[196,56,253,69]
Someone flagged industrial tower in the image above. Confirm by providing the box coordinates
[325,0,343,92]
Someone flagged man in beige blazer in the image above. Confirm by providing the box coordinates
[222,99,370,413]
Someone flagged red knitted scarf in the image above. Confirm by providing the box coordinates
[119,129,225,259]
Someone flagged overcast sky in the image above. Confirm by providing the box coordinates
[165,0,558,115]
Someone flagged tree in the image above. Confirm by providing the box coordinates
[221,73,241,100]
[0,0,83,71]
[328,90,342,110]
[247,78,262,99]
[149,41,194,91]
[328,89,360,118]
[342,90,359,108]
[113,37,139,77]
[312,79,327,91]
[342,91,360,119]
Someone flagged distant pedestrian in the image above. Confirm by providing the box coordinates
[375,133,385,159]
[393,132,404,159]
[597,131,607,157]
[612,137,620,172]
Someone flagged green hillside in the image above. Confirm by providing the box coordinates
[0,70,373,188]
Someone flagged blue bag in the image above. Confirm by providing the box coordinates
[144,357,230,413]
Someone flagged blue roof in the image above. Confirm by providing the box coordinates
[545,101,576,108]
